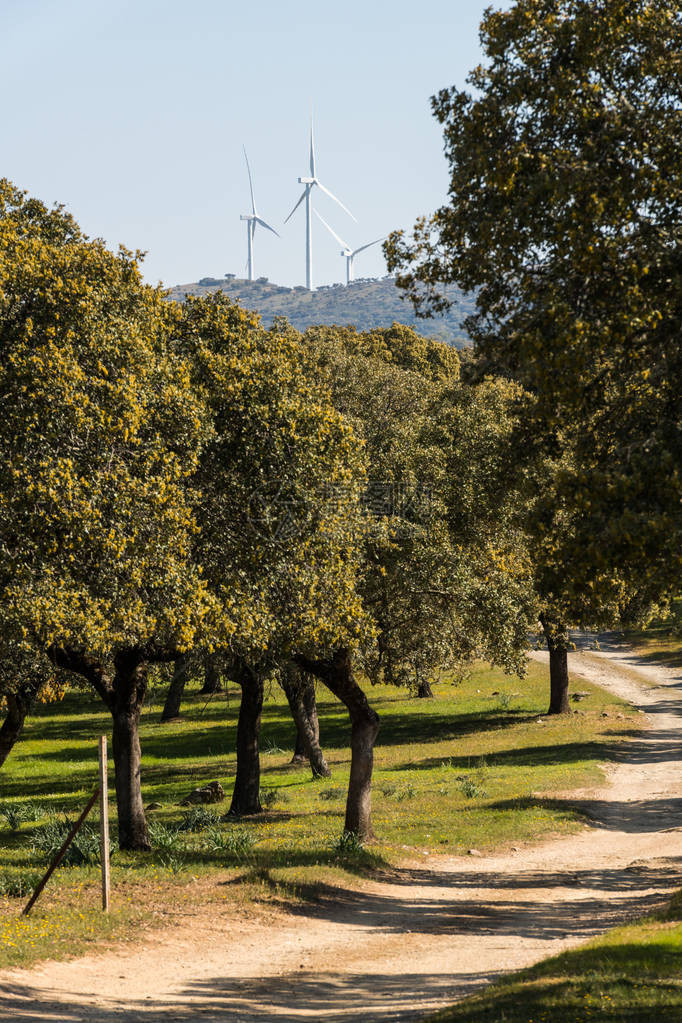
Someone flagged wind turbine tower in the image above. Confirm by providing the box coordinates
[285,119,355,290]
[240,147,279,281]
[315,211,386,285]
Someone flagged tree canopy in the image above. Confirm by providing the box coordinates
[297,323,535,692]
[386,0,682,616]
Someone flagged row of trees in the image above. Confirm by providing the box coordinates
[0,180,537,851]
[387,0,680,709]
[2,0,678,856]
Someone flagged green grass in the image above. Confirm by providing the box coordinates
[425,895,682,1022]
[623,599,682,668]
[624,631,682,670]
[0,661,639,969]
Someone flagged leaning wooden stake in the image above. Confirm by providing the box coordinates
[98,734,111,911]
[23,789,99,916]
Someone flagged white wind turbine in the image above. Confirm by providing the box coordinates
[315,211,385,285]
[285,119,356,290]
[240,147,279,281]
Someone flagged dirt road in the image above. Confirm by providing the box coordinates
[1,639,681,1022]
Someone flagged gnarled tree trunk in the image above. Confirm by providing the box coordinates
[296,648,379,840]
[49,645,162,852]
[281,666,331,778]
[112,651,151,850]
[161,652,189,721]
[0,683,38,769]
[200,653,222,695]
[540,616,571,715]
[229,660,264,816]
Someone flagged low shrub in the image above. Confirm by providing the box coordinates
[0,870,41,898]
[334,830,364,855]
[33,816,102,866]
[178,806,220,832]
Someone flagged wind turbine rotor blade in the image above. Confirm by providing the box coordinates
[284,188,308,223]
[255,216,280,237]
[315,180,357,222]
[352,237,386,257]
[309,115,316,177]
[243,146,257,216]
[314,209,349,250]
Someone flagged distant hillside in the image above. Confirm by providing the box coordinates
[167,275,474,348]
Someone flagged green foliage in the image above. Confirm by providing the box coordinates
[394,785,417,801]
[0,802,45,830]
[319,787,346,801]
[293,321,535,687]
[334,829,364,855]
[387,1,682,615]
[0,178,215,670]
[177,806,220,832]
[259,786,288,808]
[209,825,255,859]
[261,739,286,756]
[175,291,370,668]
[148,821,182,852]
[32,816,102,866]
[458,776,488,800]
[0,870,41,899]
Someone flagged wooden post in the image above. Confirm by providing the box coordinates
[98,734,111,912]
[23,789,99,916]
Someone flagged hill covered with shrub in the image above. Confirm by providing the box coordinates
[167,275,474,347]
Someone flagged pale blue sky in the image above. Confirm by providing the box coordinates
[2,1,510,289]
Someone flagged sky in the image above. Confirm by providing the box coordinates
[2,0,511,290]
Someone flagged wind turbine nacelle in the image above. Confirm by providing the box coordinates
[342,249,352,257]
[298,176,314,185]
[240,214,255,221]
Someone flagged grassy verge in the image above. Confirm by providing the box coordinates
[623,630,682,670]
[623,599,682,668]
[0,660,639,969]
[425,892,682,1023]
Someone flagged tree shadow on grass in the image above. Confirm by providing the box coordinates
[389,738,621,774]
[372,707,538,747]
[214,842,386,879]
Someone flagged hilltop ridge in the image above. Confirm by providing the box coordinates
[167,275,474,348]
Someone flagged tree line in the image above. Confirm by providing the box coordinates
[0,183,536,849]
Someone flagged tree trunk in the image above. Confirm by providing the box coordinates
[161,653,189,721]
[112,652,151,850]
[296,648,379,840]
[229,661,263,816]
[281,668,331,778]
[417,679,434,698]
[0,685,36,769]
[541,617,571,715]
[200,653,222,695]
[291,725,307,765]
[301,678,331,778]
[47,645,153,851]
